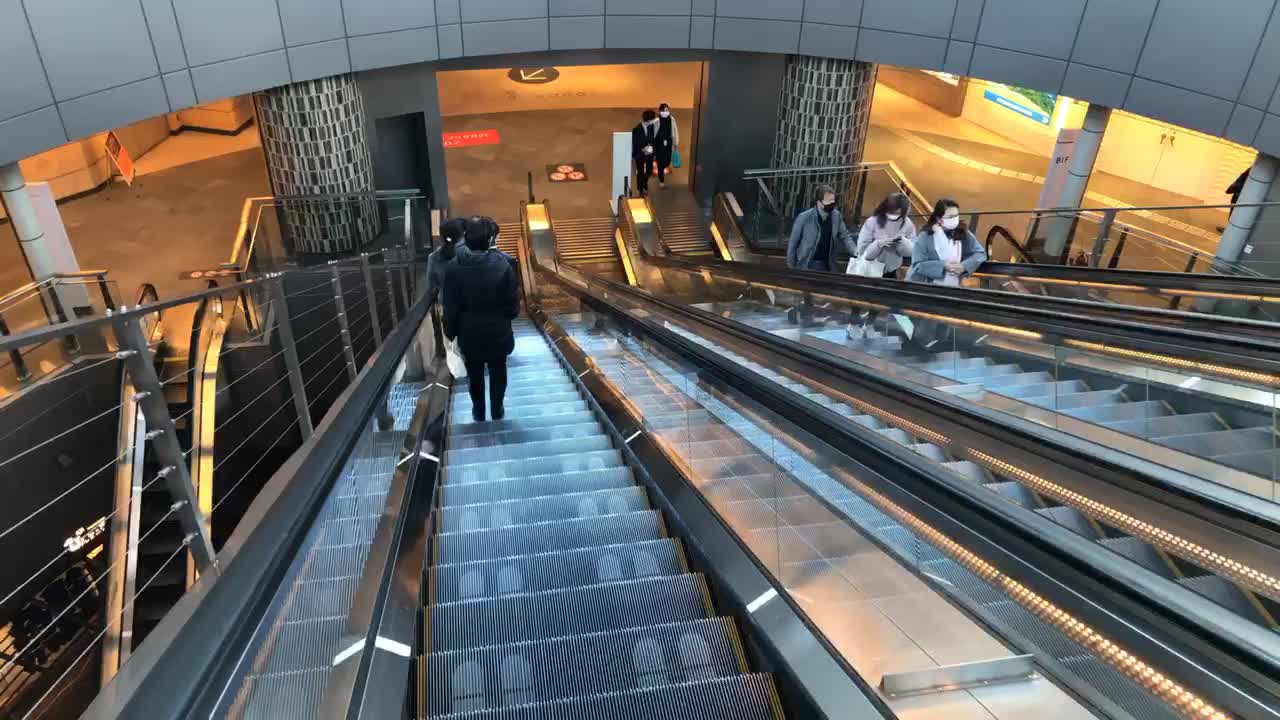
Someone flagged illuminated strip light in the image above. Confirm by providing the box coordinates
[709,223,734,261]
[1157,288,1280,303]
[907,310,1043,340]
[1064,339,1277,386]
[831,466,1230,720]
[968,450,1280,602]
[615,229,639,287]
[973,273,1146,292]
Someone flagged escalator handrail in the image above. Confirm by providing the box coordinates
[977,259,1280,295]
[985,225,1035,264]
[647,254,1280,369]
[534,263,1280,717]
[80,290,435,720]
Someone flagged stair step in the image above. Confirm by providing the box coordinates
[436,510,665,564]
[1158,427,1276,457]
[437,486,649,533]
[425,617,746,715]
[431,538,684,603]
[1061,400,1171,424]
[448,421,605,449]
[453,390,582,410]
[1098,536,1174,578]
[431,673,780,719]
[1101,412,1224,439]
[450,411,599,437]
[445,448,623,484]
[429,574,711,652]
[445,434,611,465]
[440,467,636,507]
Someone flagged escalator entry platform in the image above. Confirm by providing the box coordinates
[426,319,784,717]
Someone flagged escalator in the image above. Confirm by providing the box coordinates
[652,188,1280,322]
[87,205,1280,720]
[425,320,783,716]
[629,252,1280,494]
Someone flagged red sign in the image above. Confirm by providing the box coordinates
[443,129,501,149]
[104,131,135,185]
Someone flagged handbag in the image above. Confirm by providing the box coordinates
[846,253,886,278]
[672,147,682,169]
[445,339,468,379]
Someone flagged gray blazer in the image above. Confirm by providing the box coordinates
[786,207,857,269]
[905,228,987,283]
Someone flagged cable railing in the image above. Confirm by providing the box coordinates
[0,252,422,720]
[0,271,120,390]
[737,162,1272,278]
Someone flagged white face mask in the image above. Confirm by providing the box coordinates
[940,216,960,231]
[886,213,902,222]
[659,110,670,118]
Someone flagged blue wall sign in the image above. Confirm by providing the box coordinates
[983,89,1051,125]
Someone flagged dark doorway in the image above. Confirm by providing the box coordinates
[373,112,432,198]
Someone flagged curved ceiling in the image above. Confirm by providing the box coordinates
[3,0,1280,165]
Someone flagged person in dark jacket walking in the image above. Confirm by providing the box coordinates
[632,109,661,196]
[443,216,521,422]
[424,217,468,307]
[786,185,857,272]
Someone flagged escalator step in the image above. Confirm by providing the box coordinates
[446,434,612,465]
[426,617,746,715]
[432,539,685,603]
[985,481,1038,508]
[453,390,583,410]
[1177,575,1264,622]
[432,673,780,720]
[437,510,665,564]
[1158,427,1276,457]
[1097,537,1175,578]
[450,400,590,425]
[1100,412,1224,439]
[429,574,712,652]
[1061,400,1170,424]
[1208,447,1280,477]
[445,449,623,483]
[441,468,636,507]
[449,421,604,449]
[1034,506,1100,540]
[437,486,650,533]
[942,460,995,484]
[451,412,600,437]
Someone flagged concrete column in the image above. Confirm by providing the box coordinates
[1216,153,1279,266]
[0,162,55,283]
[770,56,878,222]
[1043,104,1112,258]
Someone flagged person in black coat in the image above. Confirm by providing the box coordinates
[632,109,660,196]
[443,216,521,422]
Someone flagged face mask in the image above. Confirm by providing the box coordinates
[660,110,670,118]
[940,216,960,231]
[822,202,837,214]
[886,213,902,221]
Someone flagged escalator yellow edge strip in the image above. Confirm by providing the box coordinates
[615,229,639,287]
[673,537,691,575]
[725,617,751,674]
[696,575,717,618]
[710,222,734,262]
[766,676,787,720]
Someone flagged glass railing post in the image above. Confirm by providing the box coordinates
[269,275,314,439]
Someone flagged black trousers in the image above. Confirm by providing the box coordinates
[464,353,508,420]
[636,156,655,193]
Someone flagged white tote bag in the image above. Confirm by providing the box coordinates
[846,253,886,278]
[445,339,468,379]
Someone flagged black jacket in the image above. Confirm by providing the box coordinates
[655,116,675,164]
[442,249,520,359]
[632,122,659,161]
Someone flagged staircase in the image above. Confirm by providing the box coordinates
[424,319,783,718]
[554,217,618,263]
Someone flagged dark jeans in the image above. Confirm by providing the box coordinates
[807,257,831,272]
[465,353,508,421]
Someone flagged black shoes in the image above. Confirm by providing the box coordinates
[472,407,485,423]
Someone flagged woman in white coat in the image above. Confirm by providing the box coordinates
[854,192,916,279]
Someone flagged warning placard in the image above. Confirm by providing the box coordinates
[444,129,501,148]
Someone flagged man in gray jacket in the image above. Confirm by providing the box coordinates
[786,185,858,272]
